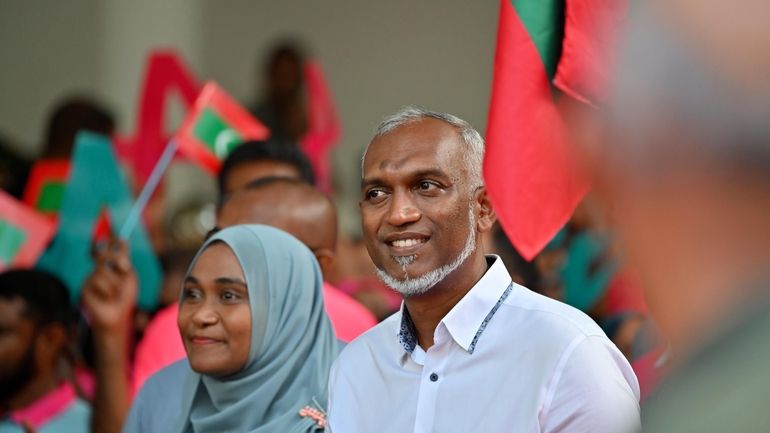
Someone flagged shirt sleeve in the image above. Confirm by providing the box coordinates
[326,359,341,433]
[540,335,641,433]
[327,356,364,433]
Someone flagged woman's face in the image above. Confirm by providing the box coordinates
[178,243,252,377]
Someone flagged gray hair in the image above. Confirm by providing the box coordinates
[363,106,485,188]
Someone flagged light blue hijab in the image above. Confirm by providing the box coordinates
[176,224,339,433]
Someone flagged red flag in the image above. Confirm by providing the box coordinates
[0,190,56,270]
[485,0,625,260]
[300,60,342,194]
[176,82,270,174]
[554,0,628,105]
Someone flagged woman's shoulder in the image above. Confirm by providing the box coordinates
[139,358,190,394]
[123,359,190,433]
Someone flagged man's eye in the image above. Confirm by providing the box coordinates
[366,189,386,200]
[417,181,438,191]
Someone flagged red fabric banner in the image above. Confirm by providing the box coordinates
[485,0,589,261]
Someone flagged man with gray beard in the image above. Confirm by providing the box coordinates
[327,107,641,433]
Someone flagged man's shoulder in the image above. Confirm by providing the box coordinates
[502,284,608,341]
[333,311,401,369]
[483,256,607,342]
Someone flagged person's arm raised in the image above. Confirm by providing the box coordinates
[81,238,138,433]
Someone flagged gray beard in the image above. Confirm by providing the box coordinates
[376,207,477,297]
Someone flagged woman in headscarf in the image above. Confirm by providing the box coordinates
[123,224,339,432]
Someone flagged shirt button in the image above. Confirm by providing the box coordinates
[429,373,439,382]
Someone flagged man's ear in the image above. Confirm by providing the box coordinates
[313,249,336,281]
[474,187,497,233]
[37,324,67,362]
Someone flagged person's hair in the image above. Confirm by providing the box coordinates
[242,174,307,192]
[43,97,115,158]
[264,42,305,76]
[217,139,316,198]
[0,269,76,328]
[365,106,485,188]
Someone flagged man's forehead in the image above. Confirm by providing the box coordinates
[219,191,320,247]
[221,190,274,221]
[222,186,313,226]
[363,119,463,175]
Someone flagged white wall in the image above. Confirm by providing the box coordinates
[0,0,498,234]
[0,0,103,156]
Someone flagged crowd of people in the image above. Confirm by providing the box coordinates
[2,1,770,432]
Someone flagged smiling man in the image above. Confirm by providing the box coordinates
[326,107,641,433]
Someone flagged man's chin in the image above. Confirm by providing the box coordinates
[375,265,440,297]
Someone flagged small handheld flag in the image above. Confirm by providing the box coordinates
[176,82,270,174]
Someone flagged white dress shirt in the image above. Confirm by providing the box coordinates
[327,256,640,433]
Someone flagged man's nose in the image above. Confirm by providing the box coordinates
[386,191,421,227]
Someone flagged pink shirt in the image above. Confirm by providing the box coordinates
[132,282,376,394]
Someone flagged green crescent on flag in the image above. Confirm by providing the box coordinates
[193,108,243,158]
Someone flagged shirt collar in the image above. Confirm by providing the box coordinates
[7,381,77,429]
[397,255,513,355]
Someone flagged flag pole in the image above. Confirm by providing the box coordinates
[119,139,178,240]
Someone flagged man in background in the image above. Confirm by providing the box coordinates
[0,269,88,433]
[217,139,315,197]
[216,176,377,341]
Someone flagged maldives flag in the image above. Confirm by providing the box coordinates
[176,82,270,174]
[22,159,71,218]
[485,0,627,260]
[0,190,56,270]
